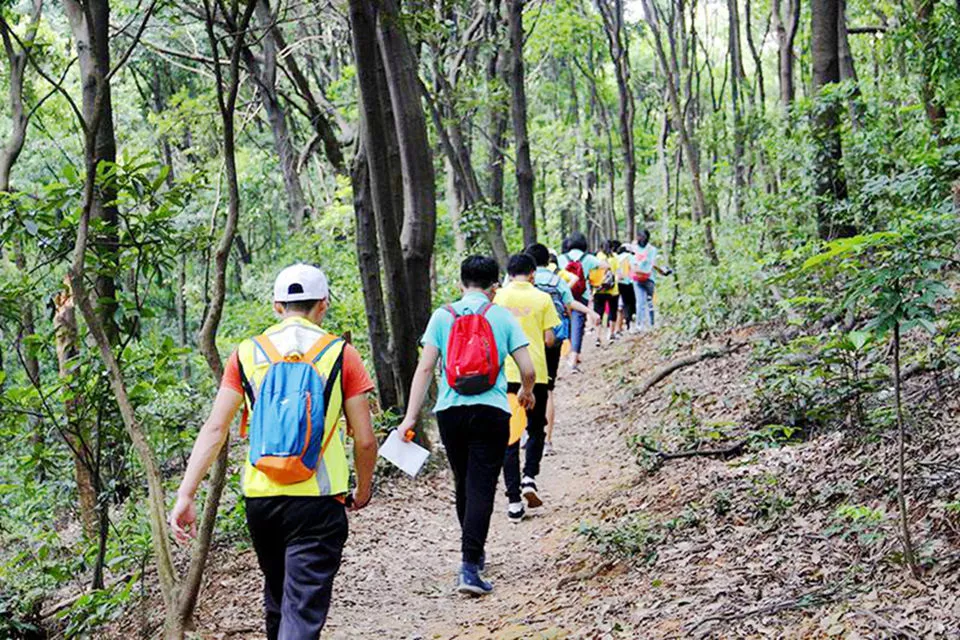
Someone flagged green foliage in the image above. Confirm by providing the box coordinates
[58,577,137,639]
[824,504,888,547]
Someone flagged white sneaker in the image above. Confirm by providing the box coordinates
[508,502,525,523]
[521,477,542,508]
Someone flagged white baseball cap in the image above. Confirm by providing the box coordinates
[273,263,329,302]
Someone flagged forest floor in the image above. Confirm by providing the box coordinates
[106,324,960,639]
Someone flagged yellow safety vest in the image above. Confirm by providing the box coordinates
[236,316,349,498]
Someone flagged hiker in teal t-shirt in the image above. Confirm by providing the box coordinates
[398,256,536,597]
[632,229,672,330]
[557,231,606,372]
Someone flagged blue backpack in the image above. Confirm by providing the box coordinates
[246,333,343,485]
[536,272,570,342]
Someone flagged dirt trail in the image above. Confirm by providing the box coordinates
[187,335,645,640]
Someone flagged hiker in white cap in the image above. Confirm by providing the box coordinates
[169,263,378,639]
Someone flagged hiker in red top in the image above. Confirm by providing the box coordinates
[397,256,536,596]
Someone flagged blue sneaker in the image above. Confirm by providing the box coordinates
[457,562,493,596]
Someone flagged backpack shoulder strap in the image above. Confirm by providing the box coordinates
[478,302,495,317]
[237,347,256,439]
[318,343,347,460]
[444,304,459,319]
[253,334,283,364]
[304,333,339,364]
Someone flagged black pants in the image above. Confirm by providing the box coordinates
[593,292,620,326]
[619,283,636,328]
[437,405,510,565]
[545,343,563,391]
[503,383,549,502]
[246,496,349,640]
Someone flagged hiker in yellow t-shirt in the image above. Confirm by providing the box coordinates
[593,240,621,347]
[494,253,560,522]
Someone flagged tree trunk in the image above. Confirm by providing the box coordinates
[917,0,948,142]
[0,0,41,190]
[176,2,260,632]
[772,0,800,108]
[507,0,537,246]
[262,7,345,173]
[351,141,401,410]
[0,2,43,452]
[375,0,437,334]
[744,0,766,109]
[728,0,747,221]
[837,0,865,128]
[642,0,719,264]
[237,0,311,230]
[811,0,853,239]
[349,0,419,407]
[596,0,637,239]
[485,43,511,263]
[53,289,99,540]
[65,0,120,345]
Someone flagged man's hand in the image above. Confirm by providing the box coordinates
[169,493,197,544]
[350,485,372,512]
[588,310,601,325]
[518,387,536,411]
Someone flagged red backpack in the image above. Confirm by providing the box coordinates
[444,303,500,395]
[565,259,587,300]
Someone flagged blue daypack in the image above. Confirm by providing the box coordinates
[247,333,343,485]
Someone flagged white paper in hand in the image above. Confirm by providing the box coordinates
[378,430,430,477]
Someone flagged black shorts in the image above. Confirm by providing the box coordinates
[545,343,562,391]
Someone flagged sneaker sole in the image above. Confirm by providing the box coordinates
[457,584,492,597]
[522,489,543,508]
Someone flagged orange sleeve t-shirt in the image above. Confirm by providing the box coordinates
[221,344,375,400]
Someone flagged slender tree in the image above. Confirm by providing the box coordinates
[507,0,537,245]
[810,0,853,239]
[596,0,637,238]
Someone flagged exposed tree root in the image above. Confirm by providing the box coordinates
[642,439,748,460]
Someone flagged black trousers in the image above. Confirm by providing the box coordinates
[246,496,349,640]
[619,283,636,328]
[545,343,563,391]
[437,405,510,565]
[593,292,620,326]
[503,383,550,502]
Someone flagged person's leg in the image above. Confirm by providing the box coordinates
[279,498,349,640]
[502,441,522,503]
[545,391,555,444]
[522,384,550,481]
[606,294,620,341]
[246,498,287,640]
[640,280,656,327]
[634,281,649,330]
[620,285,636,330]
[592,294,606,344]
[438,409,469,527]
[544,344,561,447]
[569,309,585,368]
[502,384,522,505]
[462,407,510,564]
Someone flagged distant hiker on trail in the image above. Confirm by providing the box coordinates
[557,231,606,373]
[593,239,621,347]
[398,256,536,596]
[615,240,637,334]
[169,263,378,640]
[631,229,672,330]
[525,243,598,455]
[494,253,560,522]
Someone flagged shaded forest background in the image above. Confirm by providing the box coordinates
[1,0,959,637]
